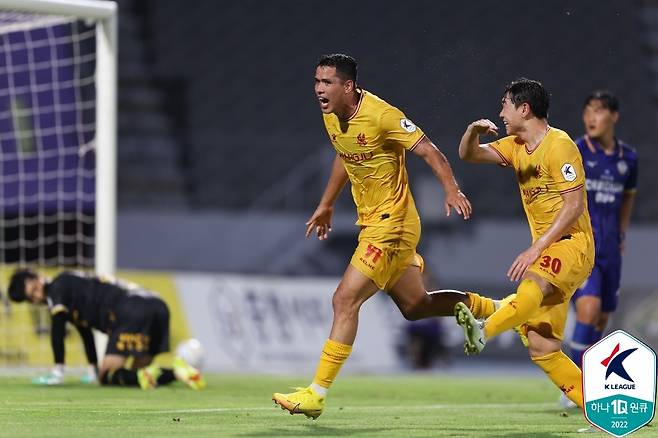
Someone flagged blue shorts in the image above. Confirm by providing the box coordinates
[572,258,621,313]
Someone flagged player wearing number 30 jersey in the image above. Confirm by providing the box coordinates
[489,126,595,300]
[454,78,594,413]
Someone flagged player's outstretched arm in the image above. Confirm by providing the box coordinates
[412,137,472,219]
[77,326,98,382]
[50,312,67,366]
[507,187,585,281]
[459,119,503,164]
[305,155,349,240]
[32,312,67,385]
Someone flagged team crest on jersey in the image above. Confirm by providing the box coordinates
[357,133,368,146]
[617,160,628,175]
[400,118,417,133]
[561,163,577,182]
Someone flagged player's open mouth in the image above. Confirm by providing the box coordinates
[318,97,329,109]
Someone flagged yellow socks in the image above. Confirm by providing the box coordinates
[532,350,583,408]
[483,279,543,339]
[466,292,497,319]
[311,338,353,390]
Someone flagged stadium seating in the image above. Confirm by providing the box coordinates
[115,0,655,220]
[115,0,188,207]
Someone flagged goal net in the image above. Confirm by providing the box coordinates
[0,1,116,368]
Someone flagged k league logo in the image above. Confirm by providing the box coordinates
[583,330,656,437]
[601,343,636,383]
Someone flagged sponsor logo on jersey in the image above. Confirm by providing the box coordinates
[400,118,417,133]
[521,184,549,205]
[338,151,374,163]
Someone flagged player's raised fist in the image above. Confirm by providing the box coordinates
[470,119,498,136]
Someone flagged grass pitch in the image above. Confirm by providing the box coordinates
[1,374,654,437]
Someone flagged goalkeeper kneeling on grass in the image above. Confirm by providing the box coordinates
[7,268,205,390]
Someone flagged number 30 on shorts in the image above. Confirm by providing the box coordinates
[539,255,562,274]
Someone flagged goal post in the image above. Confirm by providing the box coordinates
[0,0,117,276]
[0,0,117,367]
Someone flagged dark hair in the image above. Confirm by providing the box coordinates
[8,268,39,302]
[583,90,619,112]
[503,78,550,119]
[317,53,358,83]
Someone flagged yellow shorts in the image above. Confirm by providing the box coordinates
[522,236,594,340]
[350,219,424,291]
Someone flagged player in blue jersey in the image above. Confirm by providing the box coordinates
[565,91,638,406]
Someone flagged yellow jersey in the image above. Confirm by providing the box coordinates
[488,127,594,255]
[322,89,425,226]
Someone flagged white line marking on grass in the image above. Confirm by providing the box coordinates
[8,402,558,415]
[153,407,272,414]
[152,403,556,414]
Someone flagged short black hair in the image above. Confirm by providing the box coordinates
[503,78,550,119]
[583,90,619,112]
[7,268,39,303]
[317,53,358,83]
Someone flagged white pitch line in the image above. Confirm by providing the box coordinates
[7,402,558,415]
[152,402,556,414]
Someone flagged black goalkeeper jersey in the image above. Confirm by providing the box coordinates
[45,271,149,333]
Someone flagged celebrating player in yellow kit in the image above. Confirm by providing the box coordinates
[454,78,595,409]
[272,54,495,419]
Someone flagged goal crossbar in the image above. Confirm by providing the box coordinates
[0,0,115,20]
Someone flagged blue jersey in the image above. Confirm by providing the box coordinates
[576,135,638,262]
